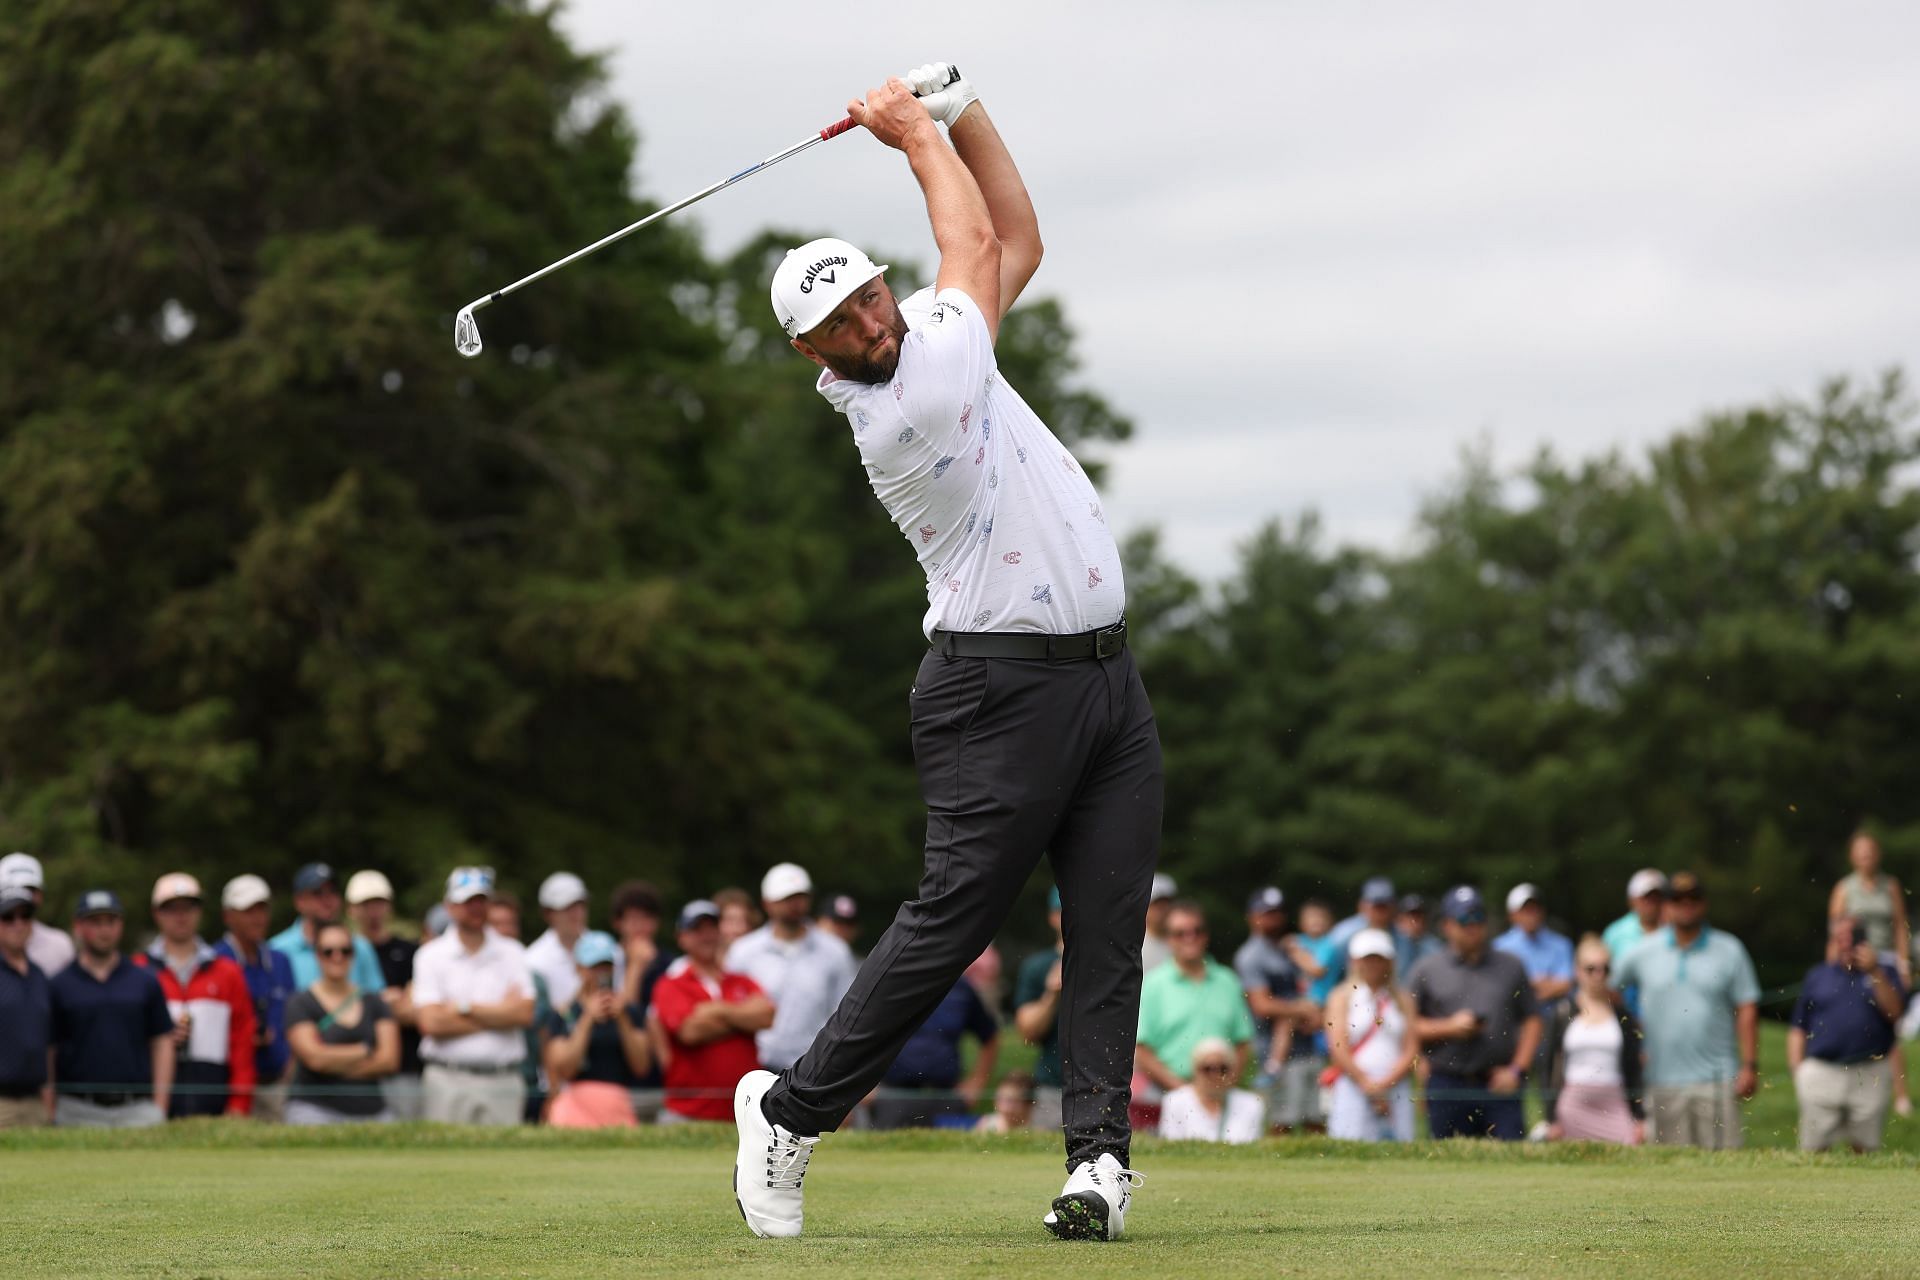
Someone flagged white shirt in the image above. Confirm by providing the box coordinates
[410,928,535,1068]
[817,286,1126,639]
[526,929,581,1012]
[1342,981,1409,1076]
[29,921,75,977]
[1562,1014,1625,1088]
[724,923,858,1071]
[1158,1085,1266,1144]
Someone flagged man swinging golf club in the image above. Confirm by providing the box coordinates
[735,65,1163,1242]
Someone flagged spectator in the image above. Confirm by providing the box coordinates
[1289,898,1341,1006]
[817,894,862,954]
[1012,887,1068,1133]
[1398,894,1445,970]
[1610,872,1759,1149]
[1601,870,1668,1017]
[1140,873,1179,974]
[270,863,386,994]
[543,932,651,1129]
[1788,917,1907,1152]
[0,884,54,1127]
[1829,830,1911,1118]
[410,867,537,1126]
[487,890,524,941]
[1234,887,1319,1134]
[50,890,174,1127]
[1158,1036,1265,1144]
[213,875,296,1122]
[345,870,423,1122]
[1135,900,1256,1130]
[528,872,591,1014]
[1327,877,1410,982]
[975,1069,1035,1134]
[134,874,257,1118]
[1494,882,1574,1122]
[611,880,672,1010]
[284,922,401,1124]
[1408,886,1540,1141]
[1545,935,1645,1145]
[483,888,549,1119]
[650,900,774,1122]
[712,886,761,962]
[963,943,1004,1008]
[0,852,74,976]
[872,975,1000,1129]
[726,863,857,1074]
[1325,928,1417,1143]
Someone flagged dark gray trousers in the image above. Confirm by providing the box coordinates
[762,646,1164,1169]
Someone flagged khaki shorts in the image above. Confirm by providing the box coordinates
[0,1094,49,1128]
[1648,1081,1742,1150]
[1795,1057,1893,1151]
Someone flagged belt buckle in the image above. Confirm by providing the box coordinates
[1094,622,1126,660]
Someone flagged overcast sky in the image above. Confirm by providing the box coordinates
[560,1,1920,581]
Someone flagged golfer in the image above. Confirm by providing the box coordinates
[734,66,1161,1243]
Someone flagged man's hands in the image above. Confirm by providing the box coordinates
[903,62,979,128]
[848,79,943,152]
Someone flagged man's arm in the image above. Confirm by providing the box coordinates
[1734,1002,1759,1099]
[1134,1042,1184,1092]
[947,105,1042,319]
[150,1034,175,1114]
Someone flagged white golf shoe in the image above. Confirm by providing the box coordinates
[1041,1152,1144,1241]
[733,1069,819,1239]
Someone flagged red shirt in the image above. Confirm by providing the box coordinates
[134,946,257,1115]
[650,958,764,1121]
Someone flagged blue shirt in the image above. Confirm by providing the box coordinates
[50,957,174,1090]
[1493,926,1574,985]
[1791,962,1904,1064]
[1611,926,1761,1086]
[268,920,386,994]
[1,958,53,1088]
[884,980,998,1088]
[1298,933,1344,1005]
[213,935,297,1079]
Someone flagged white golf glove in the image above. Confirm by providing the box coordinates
[904,62,979,128]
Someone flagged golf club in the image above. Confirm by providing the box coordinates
[453,65,962,358]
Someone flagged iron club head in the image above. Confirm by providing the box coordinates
[454,305,483,358]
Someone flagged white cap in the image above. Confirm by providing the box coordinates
[1505,883,1542,915]
[1626,868,1668,901]
[1189,1035,1235,1067]
[1349,927,1397,962]
[151,872,203,908]
[221,874,272,912]
[445,865,495,905]
[0,852,44,890]
[770,237,889,338]
[761,862,813,903]
[538,871,588,911]
[1149,873,1178,903]
[345,869,395,905]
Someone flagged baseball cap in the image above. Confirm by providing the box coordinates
[0,884,34,914]
[151,872,202,908]
[677,899,721,931]
[292,862,338,894]
[1189,1035,1235,1067]
[0,852,45,890]
[221,874,272,912]
[1505,883,1542,915]
[770,237,890,339]
[572,930,619,968]
[761,862,812,903]
[1668,871,1705,899]
[444,865,495,904]
[1149,873,1178,903]
[825,894,859,923]
[345,870,395,906]
[1349,927,1397,961]
[1246,886,1285,915]
[1440,885,1486,924]
[74,888,124,920]
[538,872,589,912]
[1626,869,1669,901]
[1360,876,1397,905]
[1398,893,1428,915]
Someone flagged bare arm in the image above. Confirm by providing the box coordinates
[1890,878,1911,984]
[615,1007,652,1078]
[960,1034,999,1105]
[1014,990,1059,1044]
[1828,881,1847,921]
[947,105,1042,319]
[1785,1026,1806,1073]
[1134,1042,1185,1092]
[347,1021,401,1079]
[1325,986,1358,1080]
[469,994,534,1031]
[544,1016,592,1084]
[287,1022,372,1073]
[150,1035,175,1114]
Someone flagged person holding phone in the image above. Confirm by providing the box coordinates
[1788,916,1907,1151]
[543,933,650,1128]
[1407,887,1540,1141]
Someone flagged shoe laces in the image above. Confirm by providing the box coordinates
[764,1129,819,1191]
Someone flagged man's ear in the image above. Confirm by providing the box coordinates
[791,337,827,369]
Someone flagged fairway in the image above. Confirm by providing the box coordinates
[5,1126,1914,1278]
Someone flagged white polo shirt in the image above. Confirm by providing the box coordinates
[411,927,535,1068]
[725,923,858,1072]
[525,929,581,1012]
[816,286,1126,639]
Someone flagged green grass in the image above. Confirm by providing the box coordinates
[4,1123,1917,1278]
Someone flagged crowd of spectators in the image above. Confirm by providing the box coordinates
[0,833,1912,1153]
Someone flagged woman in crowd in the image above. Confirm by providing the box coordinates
[1827,831,1912,1114]
[1324,928,1417,1142]
[284,922,400,1124]
[1545,934,1644,1144]
[711,887,761,964]
[1159,1035,1266,1143]
[543,932,651,1128]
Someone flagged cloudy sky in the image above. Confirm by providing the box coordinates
[561,1,1920,580]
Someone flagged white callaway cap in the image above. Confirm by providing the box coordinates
[770,237,888,338]
[345,869,394,905]
[222,874,272,912]
[761,862,813,903]
[1349,927,1397,962]
[0,852,44,890]
[539,871,588,911]
[1626,868,1668,901]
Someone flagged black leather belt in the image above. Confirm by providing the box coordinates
[931,620,1127,662]
[71,1090,133,1106]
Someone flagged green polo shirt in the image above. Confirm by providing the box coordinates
[1611,925,1760,1087]
[1137,957,1255,1078]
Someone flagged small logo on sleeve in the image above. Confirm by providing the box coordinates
[959,403,972,432]
[933,455,955,478]
[1002,551,1022,564]
[919,524,938,545]
[898,426,915,443]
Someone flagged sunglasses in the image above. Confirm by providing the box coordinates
[0,910,33,924]
[1167,927,1207,939]
[1581,963,1610,974]
[1670,893,1703,904]
[316,945,354,958]
[1197,1063,1235,1076]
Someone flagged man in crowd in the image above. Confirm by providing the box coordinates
[1234,887,1320,1134]
[345,869,423,1121]
[270,862,385,993]
[727,863,858,1075]
[1789,917,1907,1152]
[0,852,74,976]
[1602,869,1668,1016]
[818,894,862,955]
[1012,887,1068,1132]
[652,899,774,1122]
[135,873,256,1117]
[1407,886,1540,1140]
[1135,900,1255,1128]
[50,890,174,1127]
[410,866,536,1125]
[0,883,54,1127]
[1398,894,1445,970]
[528,872,592,1012]
[1610,871,1759,1149]
[1140,874,1179,974]
[213,874,297,1122]
[611,880,671,1009]
[480,888,548,1120]
[1494,882,1574,1117]
[1326,877,1410,984]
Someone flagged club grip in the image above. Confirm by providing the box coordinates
[820,115,857,141]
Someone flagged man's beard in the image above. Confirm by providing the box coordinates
[819,302,908,385]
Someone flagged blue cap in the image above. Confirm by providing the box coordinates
[1440,885,1486,923]
[1046,886,1061,912]
[677,899,721,931]
[293,862,337,894]
[573,930,619,968]
[74,888,124,919]
[1360,876,1397,905]
[1246,886,1284,915]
